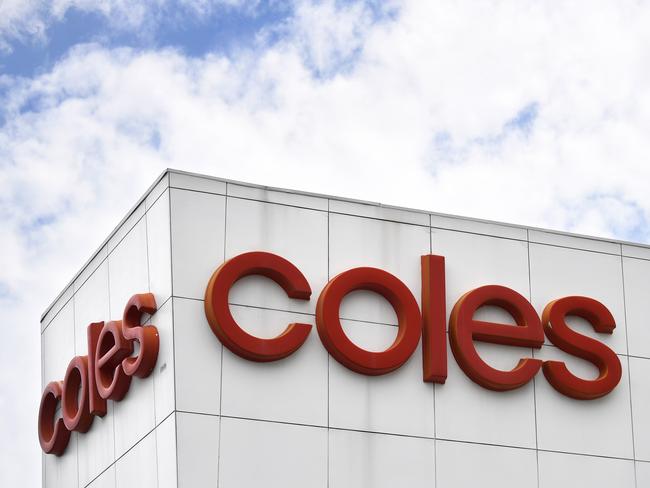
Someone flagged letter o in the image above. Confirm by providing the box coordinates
[62,356,93,432]
[316,267,421,375]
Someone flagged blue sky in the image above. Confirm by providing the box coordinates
[1,1,292,77]
[2,0,650,485]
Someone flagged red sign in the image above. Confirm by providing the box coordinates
[205,252,621,400]
[39,251,623,456]
[38,294,159,455]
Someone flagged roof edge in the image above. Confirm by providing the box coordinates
[40,168,650,322]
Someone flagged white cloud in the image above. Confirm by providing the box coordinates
[3,0,650,484]
[285,0,394,75]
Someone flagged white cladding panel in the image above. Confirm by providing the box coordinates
[40,170,649,487]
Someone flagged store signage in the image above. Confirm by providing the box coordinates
[39,251,623,456]
[38,293,159,456]
[205,252,621,401]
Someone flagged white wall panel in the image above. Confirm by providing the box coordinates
[529,243,627,355]
[329,213,430,325]
[169,172,226,195]
[176,412,219,488]
[108,217,149,320]
[431,228,530,328]
[42,298,75,388]
[538,450,635,488]
[328,320,434,437]
[115,430,157,488]
[145,173,169,211]
[44,433,78,488]
[77,403,115,487]
[152,299,175,425]
[86,465,115,488]
[430,213,527,240]
[147,190,172,308]
[73,259,110,355]
[630,356,650,461]
[73,245,108,302]
[221,305,327,426]
[528,230,621,255]
[173,297,221,415]
[156,413,178,488]
[623,257,650,358]
[435,340,537,448]
[218,418,327,488]
[228,183,328,211]
[534,346,633,458]
[330,199,429,226]
[170,189,225,300]
[42,285,73,332]
[225,197,328,315]
[107,202,146,254]
[113,373,156,458]
[329,430,435,488]
[623,244,650,260]
[436,440,537,488]
[637,461,650,486]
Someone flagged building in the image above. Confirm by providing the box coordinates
[39,169,650,487]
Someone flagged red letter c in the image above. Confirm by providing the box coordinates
[38,381,71,455]
[204,251,312,361]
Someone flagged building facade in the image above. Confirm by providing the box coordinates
[40,169,650,487]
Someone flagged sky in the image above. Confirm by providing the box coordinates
[2,0,650,485]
